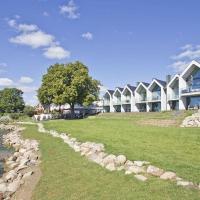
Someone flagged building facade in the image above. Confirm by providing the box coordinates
[103,60,200,112]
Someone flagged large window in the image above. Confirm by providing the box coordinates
[152,102,161,112]
[152,85,161,100]
[187,96,200,109]
[187,68,200,90]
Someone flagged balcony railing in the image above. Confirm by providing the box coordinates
[121,99,131,104]
[181,88,200,94]
[113,99,121,105]
[167,94,179,100]
[135,97,147,103]
[103,101,110,106]
[147,96,161,101]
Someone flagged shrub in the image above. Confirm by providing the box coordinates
[9,113,22,120]
[0,116,12,125]
[24,106,35,117]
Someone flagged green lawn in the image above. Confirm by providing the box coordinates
[22,111,200,199]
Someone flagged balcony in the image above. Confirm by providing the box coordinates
[167,94,179,101]
[103,100,110,106]
[121,98,131,104]
[181,87,200,95]
[135,96,147,103]
[147,96,161,102]
[113,99,121,105]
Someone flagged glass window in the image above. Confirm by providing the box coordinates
[191,68,200,89]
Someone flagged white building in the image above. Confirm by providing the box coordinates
[103,60,200,112]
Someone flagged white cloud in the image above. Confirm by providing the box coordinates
[19,76,34,84]
[8,18,71,60]
[81,32,93,40]
[43,46,70,59]
[60,0,80,19]
[0,63,7,68]
[43,11,49,17]
[8,19,17,28]
[170,61,189,72]
[10,30,55,48]
[0,78,13,86]
[170,44,200,72]
[18,86,37,93]
[17,24,38,32]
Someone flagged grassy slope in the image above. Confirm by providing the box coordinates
[23,124,200,200]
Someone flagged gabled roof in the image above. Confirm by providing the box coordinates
[155,79,166,87]
[142,82,150,87]
[113,87,123,96]
[116,87,123,92]
[180,60,200,79]
[148,78,166,90]
[122,84,136,95]
[135,82,149,93]
[107,90,114,95]
[127,84,136,92]
[104,89,114,97]
[167,74,179,88]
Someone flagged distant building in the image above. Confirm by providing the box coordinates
[103,60,200,112]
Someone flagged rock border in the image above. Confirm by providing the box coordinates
[20,122,200,191]
[181,110,200,127]
[0,124,40,200]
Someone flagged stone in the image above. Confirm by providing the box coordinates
[105,163,116,171]
[177,181,194,187]
[133,161,144,167]
[134,174,148,182]
[22,171,34,179]
[115,155,126,166]
[102,154,116,166]
[0,183,7,192]
[147,165,164,176]
[124,160,134,170]
[7,179,21,193]
[126,166,145,174]
[160,171,176,180]
[5,170,17,182]
[117,166,124,171]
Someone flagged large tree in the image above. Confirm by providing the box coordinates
[38,61,100,116]
[0,88,25,113]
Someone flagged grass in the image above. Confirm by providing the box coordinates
[22,123,200,200]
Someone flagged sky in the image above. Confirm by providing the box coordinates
[1,0,200,105]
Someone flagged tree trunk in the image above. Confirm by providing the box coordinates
[70,104,75,119]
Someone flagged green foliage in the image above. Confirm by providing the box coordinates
[0,115,12,124]
[0,88,25,113]
[38,61,100,113]
[9,113,22,120]
[24,105,35,117]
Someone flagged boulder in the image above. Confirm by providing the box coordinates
[116,155,126,166]
[126,166,145,174]
[177,181,194,187]
[22,171,34,179]
[105,163,116,171]
[160,171,176,180]
[0,183,7,192]
[147,165,164,176]
[7,179,21,193]
[102,155,116,166]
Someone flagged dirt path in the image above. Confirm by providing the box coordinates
[11,165,42,200]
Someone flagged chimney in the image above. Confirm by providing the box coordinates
[166,75,172,84]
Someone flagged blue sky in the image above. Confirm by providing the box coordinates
[1,0,200,105]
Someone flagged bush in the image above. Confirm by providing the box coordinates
[9,113,22,120]
[24,106,35,117]
[0,116,12,125]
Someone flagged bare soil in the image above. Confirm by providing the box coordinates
[11,165,42,200]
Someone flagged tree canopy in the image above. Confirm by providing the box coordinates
[38,61,100,113]
[0,88,25,113]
